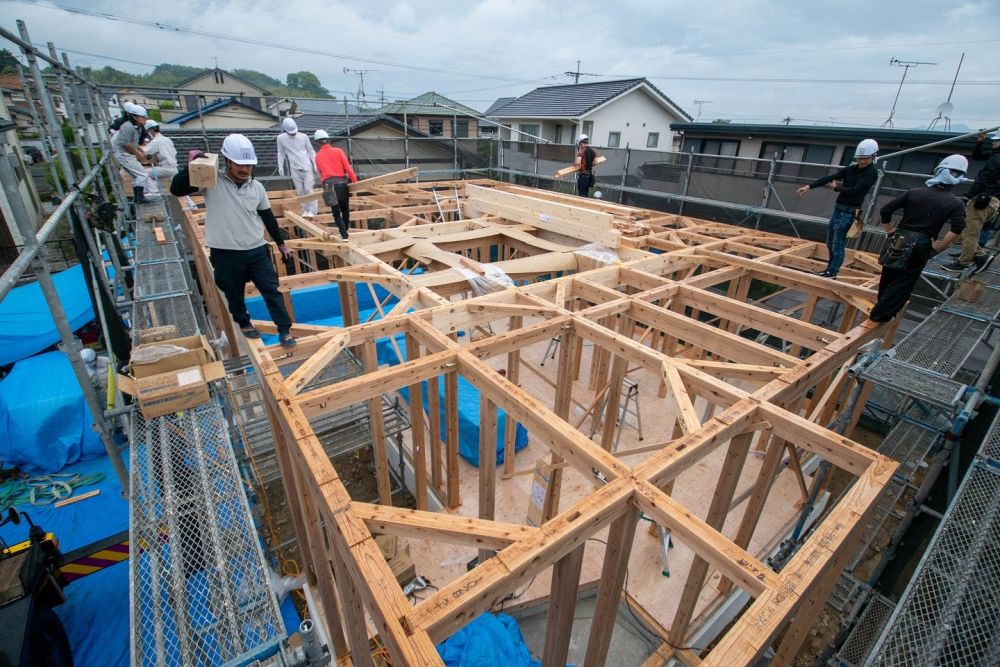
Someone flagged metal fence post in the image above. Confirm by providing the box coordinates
[620,144,631,204]
[403,103,410,168]
[533,141,539,188]
[453,111,458,178]
[679,149,694,216]
[757,154,778,229]
[0,134,129,494]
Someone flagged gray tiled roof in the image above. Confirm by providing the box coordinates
[492,78,691,120]
[484,97,516,116]
[376,92,480,117]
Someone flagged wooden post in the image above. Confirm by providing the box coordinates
[669,431,753,644]
[541,544,586,667]
[478,396,498,563]
[502,315,523,477]
[405,332,428,510]
[583,506,640,667]
[542,324,576,521]
[445,367,461,508]
[329,545,376,667]
[428,375,444,493]
[362,340,393,505]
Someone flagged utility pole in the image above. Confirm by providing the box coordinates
[882,57,937,128]
[693,100,712,122]
[563,61,598,84]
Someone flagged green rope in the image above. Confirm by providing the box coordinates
[0,472,105,512]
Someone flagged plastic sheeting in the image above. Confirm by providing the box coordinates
[437,613,541,667]
[0,264,95,366]
[0,350,105,474]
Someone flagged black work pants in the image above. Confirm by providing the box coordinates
[209,245,292,333]
[870,244,932,322]
[327,180,351,239]
[576,172,593,197]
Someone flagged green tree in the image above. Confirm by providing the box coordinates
[0,49,19,74]
[286,71,328,96]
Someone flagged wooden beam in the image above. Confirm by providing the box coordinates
[351,502,538,550]
[350,167,419,192]
[542,545,586,667]
[285,331,350,395]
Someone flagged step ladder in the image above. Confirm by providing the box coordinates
[589,377,644,451]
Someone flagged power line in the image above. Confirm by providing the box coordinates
[5,0,536,83]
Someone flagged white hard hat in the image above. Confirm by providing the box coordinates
[578,134,590,143]
[130,104,148,118]
[122,101,138,114]
[145,120,159,130]
[989,130,1000,141]
[854,138,879,158]
[79,348,96,364]
[314,129,330,141]
[937,154,968,175]
[282,117,298,133]
[220,133,258,165]
[593,190,603,199]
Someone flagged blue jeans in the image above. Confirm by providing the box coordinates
[825,205,854,275]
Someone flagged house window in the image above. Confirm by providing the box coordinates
[646,132,659,148]
[582,121,594,139]
[681,138,741,171]
[453,120,469,138]
[428,119,444,136]
[608,132,621,148]
[761,142,837,179]
[214,70,224,84]
[554,124,563,144]
[518,124,540,142]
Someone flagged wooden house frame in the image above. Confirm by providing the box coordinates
[179,171,899,666]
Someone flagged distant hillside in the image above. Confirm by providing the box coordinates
[72,63,334,99]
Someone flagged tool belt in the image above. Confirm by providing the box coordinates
[321,176,349,206]
[879,229,929,270]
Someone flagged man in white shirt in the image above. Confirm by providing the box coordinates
[276,117,318,217]
[143,121,197,209]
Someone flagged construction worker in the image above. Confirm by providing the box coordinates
[170,133,297,347]
[575,134,597,197]
[111,102,150,204]
[946,128,1000,271]
[313,129,357,240]
[796,138,880,278]
[276,117,317,217]
[143,121,197,209]
[870,155,967,322]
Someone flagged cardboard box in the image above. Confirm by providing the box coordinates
[138,325,178,345]
[189,153,218,189]
[118,335,224,418]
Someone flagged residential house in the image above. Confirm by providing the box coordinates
[0,113,43,253]
[480,97,515,136]
[173,68,271,113]
[489,78,691,149]
[164,97,279,130]
[377,92,479,139]
[1,72,67,132]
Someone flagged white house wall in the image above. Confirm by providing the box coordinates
[584,87,682,150]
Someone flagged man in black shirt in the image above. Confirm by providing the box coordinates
[946,128,1000,270]
[575,134,597,197]
[797,138,879,278]
[870,155,967,322]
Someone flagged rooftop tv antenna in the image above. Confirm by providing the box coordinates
[343,68,378,109]
[882,57,937,128]
[928,53,964,131]
[693,100,712,122]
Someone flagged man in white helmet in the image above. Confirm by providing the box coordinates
[313,129,357,239]
[142,121,197,209]
[111,102,150,204]
[946,128,1000,271]
[870,154,967,322]
[575,134,598,197]
[276,117,318,217]
[797,138,879,278]
[171,133,297,346]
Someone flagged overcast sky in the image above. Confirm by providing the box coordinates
[3,0,998,129]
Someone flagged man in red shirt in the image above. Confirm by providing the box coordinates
[575,134,598,197]
[313,129,358,239]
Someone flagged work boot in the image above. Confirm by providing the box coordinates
[279,332,297,347]
[133,186,146,205]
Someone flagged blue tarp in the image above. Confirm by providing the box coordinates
[0,350,105,474]
[437,613,540,667]
[0,264,94,366]
[0,454,130,667]
[247,282,530,467]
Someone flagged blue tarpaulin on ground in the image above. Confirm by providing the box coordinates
[247,282,530,466]
[437,613,541,667]
[0,350,105,474]
[0,264,94,366]
[0,454,130,667]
